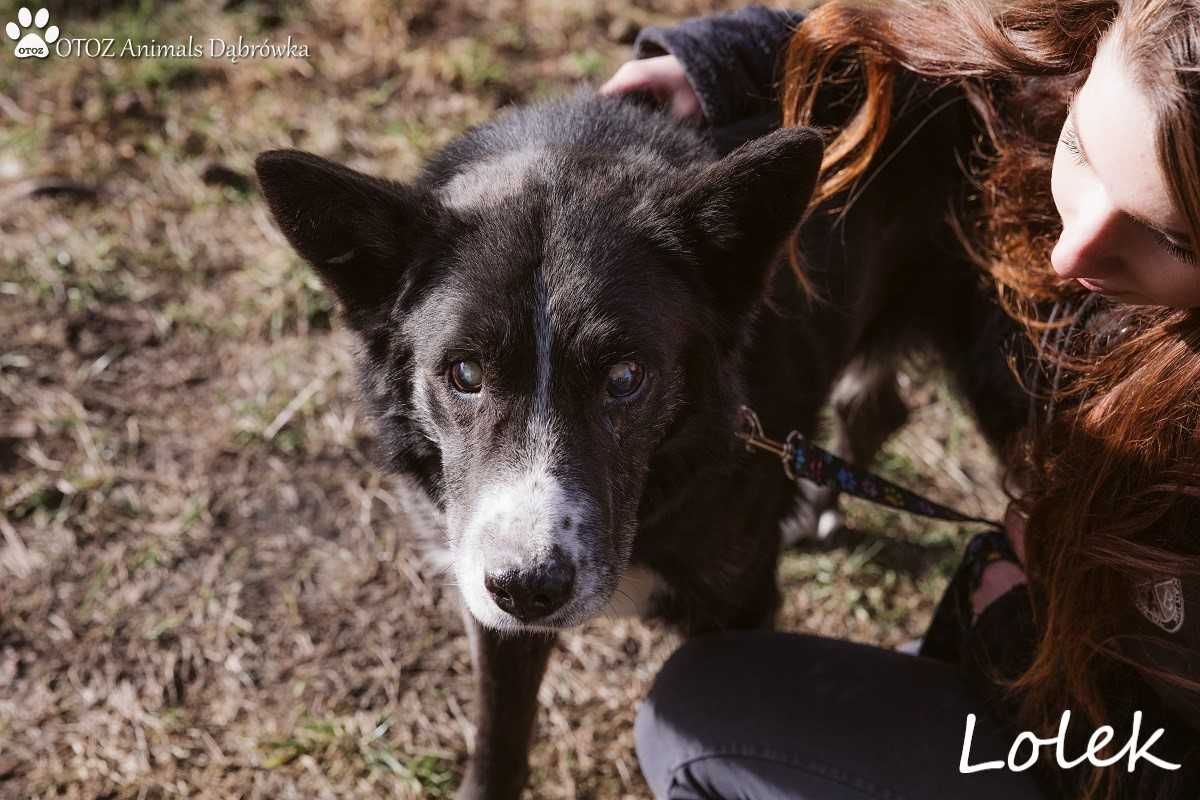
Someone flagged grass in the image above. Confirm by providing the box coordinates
[439,39,508,92]
[0,0,1005,797]
[260,716,458,795]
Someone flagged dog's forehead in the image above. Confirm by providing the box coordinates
[437,148,543,211]
[408,147,693,358]
[434,144,678,213]
[406,228,688,365]
[419,264,678,345]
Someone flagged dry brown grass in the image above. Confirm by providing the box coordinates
[0,1,1004,797]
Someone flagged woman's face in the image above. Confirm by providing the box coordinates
[1050,31,1200,307]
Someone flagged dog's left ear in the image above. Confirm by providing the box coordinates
[255,149,430,331]
[672,126,824,313]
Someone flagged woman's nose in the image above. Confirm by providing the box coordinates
[1051,200,1124,279]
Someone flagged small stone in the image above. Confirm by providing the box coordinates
[182,130,208,156]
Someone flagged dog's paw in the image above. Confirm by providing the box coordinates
[455,759,527,800]
[454,769,485,800]
[782,484,844,546]
[454,786,486,800]
[455,778,521,800]
[817,508,844,540]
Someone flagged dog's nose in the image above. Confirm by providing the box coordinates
[484,554,575,622]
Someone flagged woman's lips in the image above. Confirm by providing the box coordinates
[1077,277,1118,294]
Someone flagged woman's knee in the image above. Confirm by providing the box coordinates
[636,636,716,796]
[635,632,1048,800]
[635,631,798,796]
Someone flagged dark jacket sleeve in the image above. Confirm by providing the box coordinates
[633,7,806,127]
[964,586,1200,799]
[1122,575,1200,795]
[1126,577,1200,731]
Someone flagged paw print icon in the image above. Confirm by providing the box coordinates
[6,7,60,59]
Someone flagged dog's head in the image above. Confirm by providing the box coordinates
[255,107,822,632]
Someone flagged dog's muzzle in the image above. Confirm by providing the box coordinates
[482,545,576,622]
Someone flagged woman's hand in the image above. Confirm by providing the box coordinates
[599,55,704,123]
[970,503,1028,619]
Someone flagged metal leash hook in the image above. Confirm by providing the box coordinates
[735,405,798,480]
[735,404,999,526]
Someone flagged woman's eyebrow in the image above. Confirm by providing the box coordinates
[1070,98,1191,243]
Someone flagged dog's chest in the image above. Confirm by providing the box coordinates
[609,565,667,616]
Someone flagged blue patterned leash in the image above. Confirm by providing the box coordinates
[735,406,998,526]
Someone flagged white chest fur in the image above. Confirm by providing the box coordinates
[607,565,665,617]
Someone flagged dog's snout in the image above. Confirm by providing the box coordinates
[484,552,576,622]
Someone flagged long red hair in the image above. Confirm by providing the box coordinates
[782,1,1200,796]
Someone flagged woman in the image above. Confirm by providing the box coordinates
[601,2,1199,798]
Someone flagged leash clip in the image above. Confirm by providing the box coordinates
[735,405,998,527]
[735,405,799,479]
[782,430,806,483]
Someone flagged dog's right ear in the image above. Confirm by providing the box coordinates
[663,127,824,318]
[255,149,427,330]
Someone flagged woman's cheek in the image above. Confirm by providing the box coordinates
[1141,251,1200,308]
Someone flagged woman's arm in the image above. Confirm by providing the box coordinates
[605,7,805,127]
[962,509,1200,798]
[964,585,1200,798]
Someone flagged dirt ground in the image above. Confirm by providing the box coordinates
[0,1,1008,797]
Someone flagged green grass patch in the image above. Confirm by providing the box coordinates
[441,39,507,92]
[260,717,457,796]
[569,49,607,80]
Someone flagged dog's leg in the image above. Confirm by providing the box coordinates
[827,355,911,531]
[788,354,910,544]
[457,611,556,800]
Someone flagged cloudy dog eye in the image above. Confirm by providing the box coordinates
[605,361,644,399]
[449,360,484,393]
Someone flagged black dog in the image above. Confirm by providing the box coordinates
[256,87,1021,798]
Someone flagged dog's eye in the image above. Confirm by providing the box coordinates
[450,360,484,393]
[605,361,644,399]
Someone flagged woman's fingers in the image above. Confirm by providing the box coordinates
[599,55,704,122]
[668,84,702,122]
[598,59,650,95]
[971,560,1028,619]
[1004,501,1028,564]
[967,502,1030,620]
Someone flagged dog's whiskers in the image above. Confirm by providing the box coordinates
[612,587,637,614]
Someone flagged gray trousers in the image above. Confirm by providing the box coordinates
[635,632,1048,799]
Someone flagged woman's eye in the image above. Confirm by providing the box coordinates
[605,361,644,399]
[449,360,484,393]
[1152,229,1199,266]
[1060,122,1087,167]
